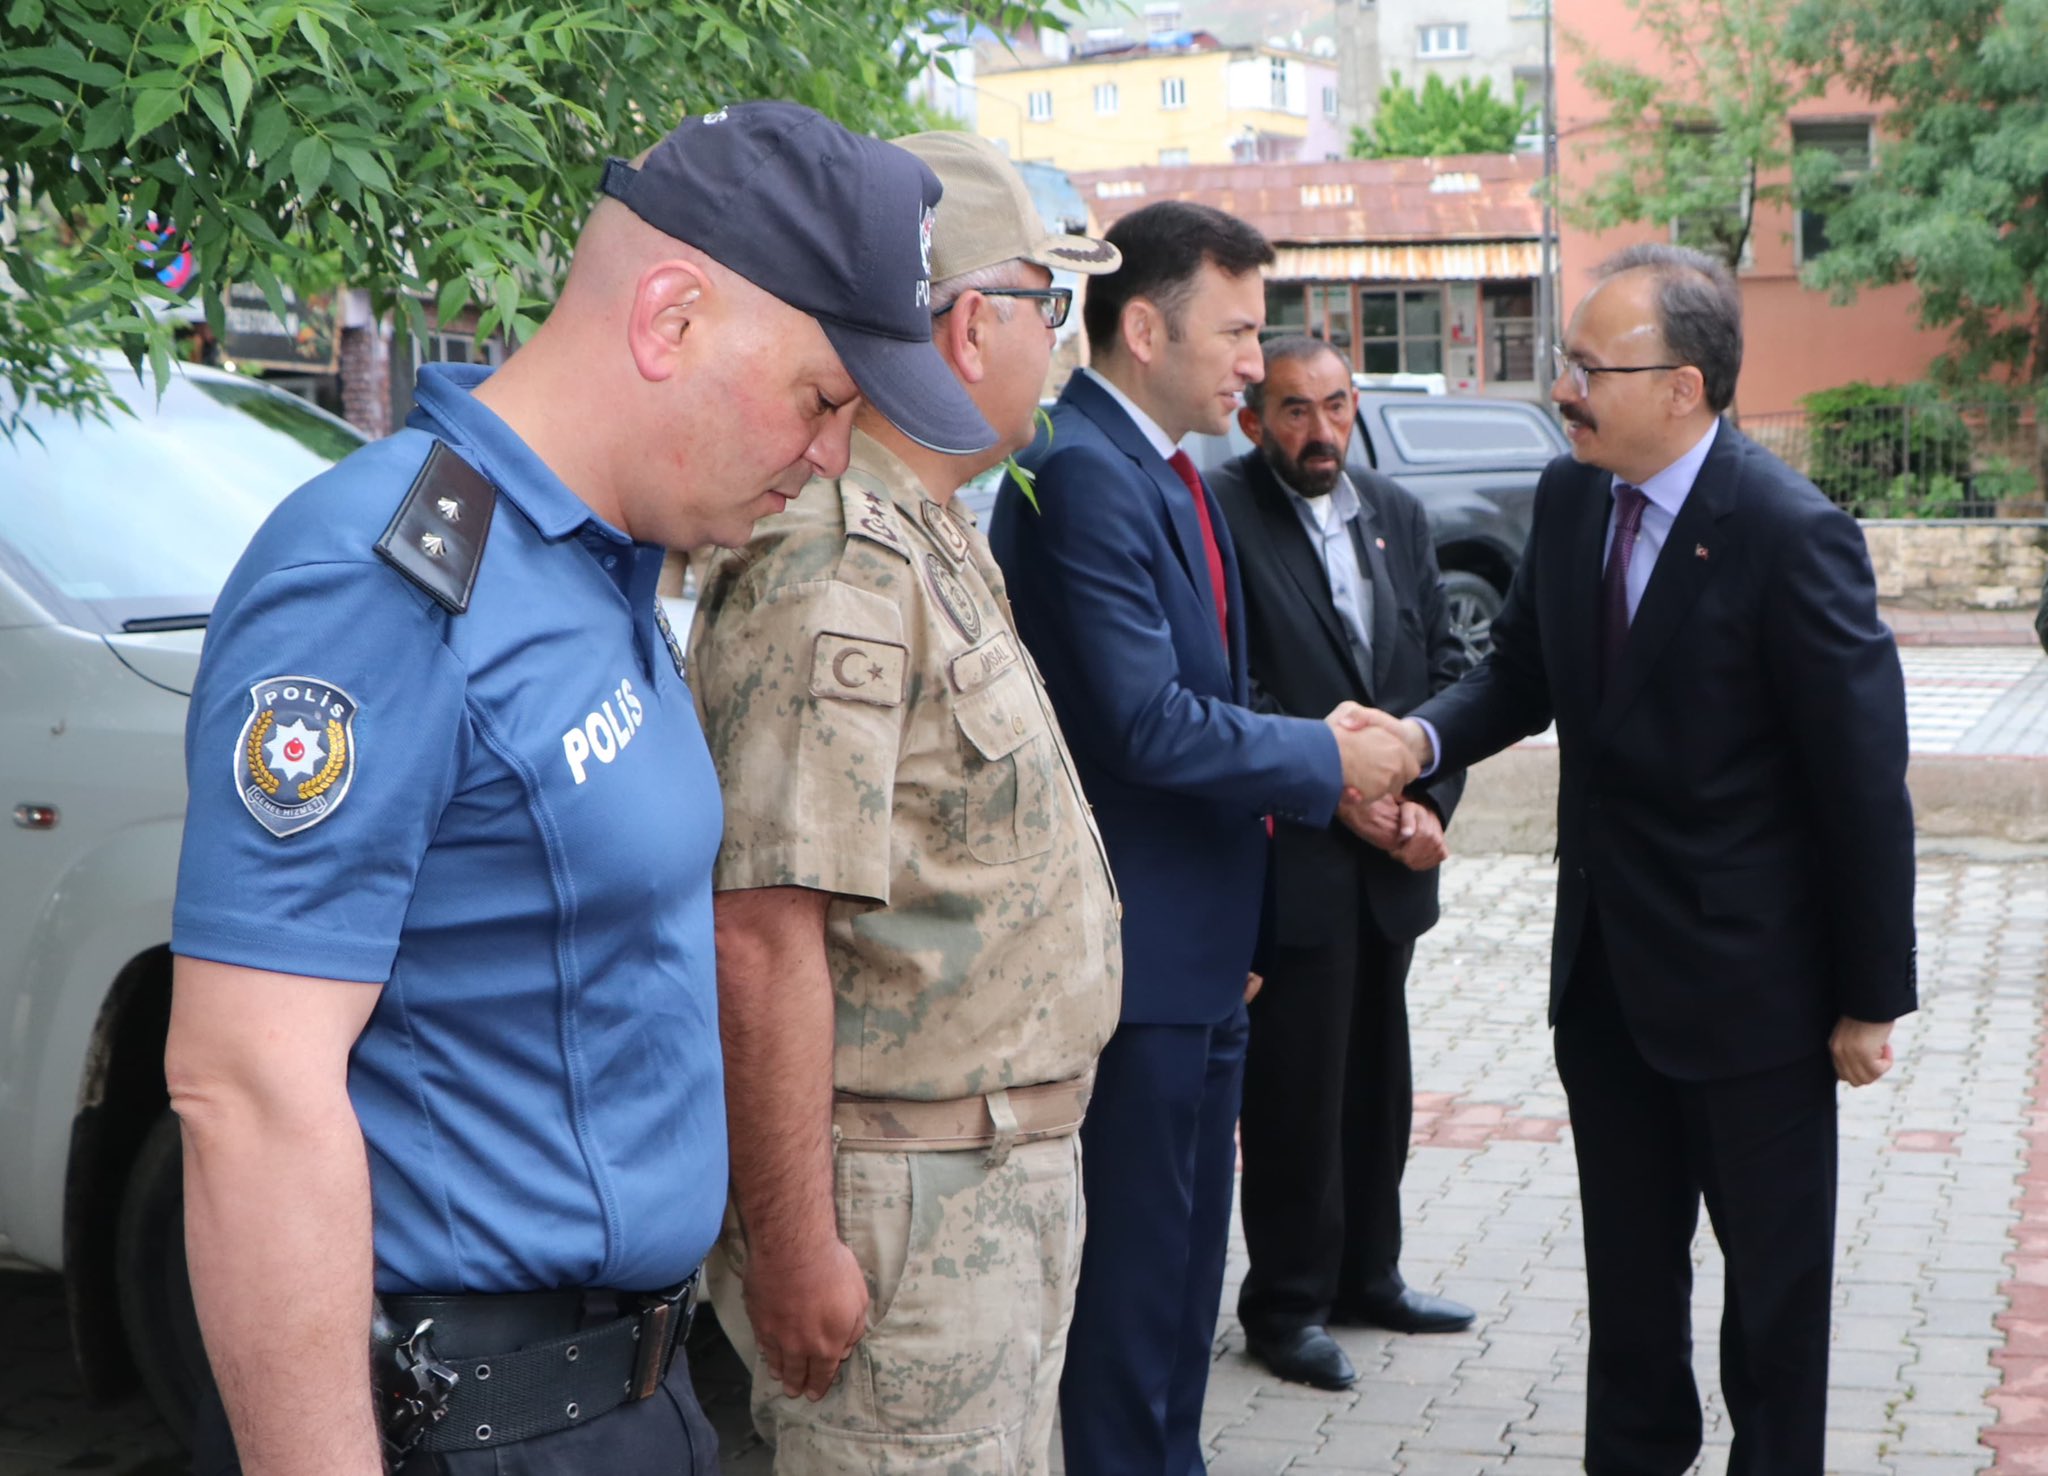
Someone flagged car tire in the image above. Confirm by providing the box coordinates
[1442,570,1504,663]
[114,1110,215,1446]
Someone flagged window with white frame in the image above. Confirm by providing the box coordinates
[1269,55,1290,109]
[1323,84,1339,117]
[1028,89,1053,122]
[1159,147,1191,166]
[1161,76,1187,109]
[1417,23,1469,57]
[1094,81,1119,114]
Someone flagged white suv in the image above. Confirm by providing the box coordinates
[0,361,365,1438]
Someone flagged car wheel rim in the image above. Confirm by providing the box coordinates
[1447,592,1494,661]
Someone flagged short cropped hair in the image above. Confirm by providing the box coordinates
[1591,243,1743,413]
[1242,334,1349,414]
[1082,201,1273,359]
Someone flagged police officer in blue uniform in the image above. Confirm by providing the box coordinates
[166,101,995,1476]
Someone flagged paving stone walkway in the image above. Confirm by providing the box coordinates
[1173,848,2047,1476]
[3,844,2042,1474]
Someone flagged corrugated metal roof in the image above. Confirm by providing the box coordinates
[1269,241,1542,281]
[1072,154,1543,244]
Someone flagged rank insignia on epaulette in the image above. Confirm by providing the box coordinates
[234,676,359,837]
[840,477,909,560]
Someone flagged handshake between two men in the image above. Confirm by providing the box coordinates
[1322,702,1442,873]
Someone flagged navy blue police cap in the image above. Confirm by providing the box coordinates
[600,101,997,456]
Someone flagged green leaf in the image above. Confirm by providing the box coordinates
[181,6,213,50]
[248,97,290,162]
[6,43,121,88]
[290,133,331,203]
[436,275,470,326]
[0,98,59,126]
[221,48,253,126]
[296,10,332,68]
[78,94,123,150]
[127,88,185,142]
[192,82,234,143]
[146,328,173,404]
[5,0,46,28]
[332,142,390,191]
[0,72,79,104]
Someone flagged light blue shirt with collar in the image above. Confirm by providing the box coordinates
[1607,418,1720,622]
[1278,468,1376,674]
[1415,417,1723,775]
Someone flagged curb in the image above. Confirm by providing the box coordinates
[1450,745,2048,854]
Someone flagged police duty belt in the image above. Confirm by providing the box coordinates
[372,1275,698,1457]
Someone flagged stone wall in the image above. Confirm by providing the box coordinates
[1859,519,2048,609]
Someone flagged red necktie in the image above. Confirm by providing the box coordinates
[1168,449,1229,649]
[1599,482,1649,691]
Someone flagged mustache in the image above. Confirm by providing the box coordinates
[1561,405,1597,431]
[1297,441,1343,463]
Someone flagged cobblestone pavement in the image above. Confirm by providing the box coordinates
[5,846,2043,1475]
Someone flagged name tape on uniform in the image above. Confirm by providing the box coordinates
[949,631,1020,695]
[812,632,909,707]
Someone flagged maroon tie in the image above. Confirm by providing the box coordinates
[1168,449,1229,649]
[1599,482,1649,691]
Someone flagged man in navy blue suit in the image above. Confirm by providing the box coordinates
[989,202,1419,1475]
[1376,244,1916,1474]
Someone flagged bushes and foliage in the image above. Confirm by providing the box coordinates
[1799,382,2038,516]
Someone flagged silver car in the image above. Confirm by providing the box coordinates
[0,361,365,1436]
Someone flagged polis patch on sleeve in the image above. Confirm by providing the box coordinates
[811,633,909,708]
[234,676,359,837]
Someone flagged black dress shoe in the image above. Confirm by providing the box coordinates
[1244,1324,1357,1390]
[1333,1287,1476,1334]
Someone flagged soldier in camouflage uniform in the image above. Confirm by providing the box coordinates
[687,132,1125,1474]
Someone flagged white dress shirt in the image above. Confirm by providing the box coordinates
[1081,367,1179,459]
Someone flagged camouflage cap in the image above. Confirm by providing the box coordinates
[890,131,1122,282]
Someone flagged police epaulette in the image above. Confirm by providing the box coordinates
[374,441,497,614]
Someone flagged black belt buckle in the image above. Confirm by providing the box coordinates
[627,1274,697,1401]
[371,1305,461,1461]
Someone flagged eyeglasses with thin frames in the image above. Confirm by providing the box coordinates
[1552,345,1683,397]
[933,286,1073,330]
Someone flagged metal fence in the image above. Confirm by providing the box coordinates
[1743,403,2047,520]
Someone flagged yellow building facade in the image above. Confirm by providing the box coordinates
[975,45,1342,173]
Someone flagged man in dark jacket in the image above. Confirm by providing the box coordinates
[1211,336,1474,1390]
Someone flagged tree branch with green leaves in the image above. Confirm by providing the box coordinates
[1560,0,1828,275]
[0,0,1082,433]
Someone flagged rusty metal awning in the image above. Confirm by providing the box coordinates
[1267,241,1541,282]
